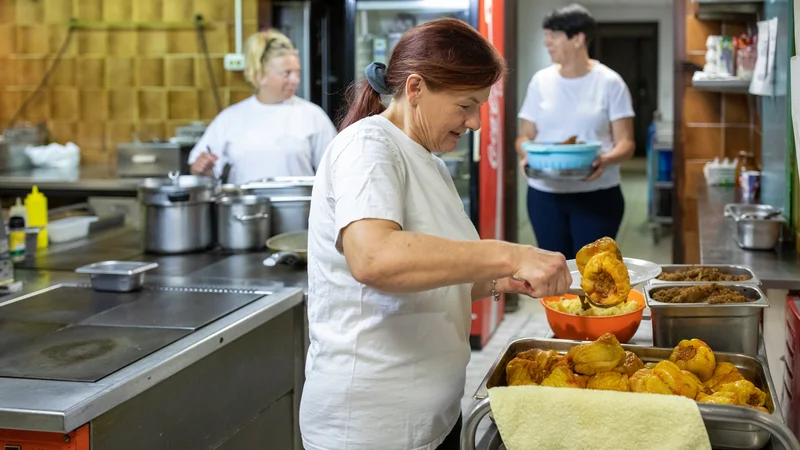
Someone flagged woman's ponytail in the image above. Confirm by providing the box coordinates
[337,79,385,132]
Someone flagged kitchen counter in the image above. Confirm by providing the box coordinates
[0,225,310,448]
[0,285,304,433]
[0,165,140,196]
[697,181,800,290]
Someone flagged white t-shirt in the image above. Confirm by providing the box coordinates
[518,62,635,193]
[301,115,479,450]
[187,96,337,184]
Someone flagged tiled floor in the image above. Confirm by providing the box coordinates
[461,159,675,436]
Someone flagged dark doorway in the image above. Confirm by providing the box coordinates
[589,22,659,158]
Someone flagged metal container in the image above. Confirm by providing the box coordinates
[645,283,769,356]
[725,203,785,250]
[216,195,270,251]
[468,337,786,450]
[1,123,46,170]
[117,142,193,177]
[76,261,159,292]
[240,180,314,198]
[649,264,760,286]
[270,196,311,236]
[138,175,217,254]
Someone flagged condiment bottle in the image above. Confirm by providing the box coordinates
[8,198,26,262]
[734,151,758,188]
[24,185,48,248]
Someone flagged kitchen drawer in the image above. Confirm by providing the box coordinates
[117,142,192,177]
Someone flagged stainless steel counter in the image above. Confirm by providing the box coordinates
[698,181,800,290]
[0,284,304,433]
[0,165,139,196]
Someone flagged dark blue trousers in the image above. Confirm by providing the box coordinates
[526,185,625,259]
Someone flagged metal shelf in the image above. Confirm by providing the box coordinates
[692,78,752,94]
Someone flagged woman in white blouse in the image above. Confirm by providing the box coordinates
[515,4,636,258]
[301,18,571,450]
[188,29,337,184]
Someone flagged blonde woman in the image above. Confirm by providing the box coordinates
[189,29,337,183]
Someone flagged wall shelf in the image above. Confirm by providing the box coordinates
[691,78,752,94]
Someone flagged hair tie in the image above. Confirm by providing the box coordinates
[364,62,390,95]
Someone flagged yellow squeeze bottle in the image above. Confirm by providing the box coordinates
[25,185,48,248]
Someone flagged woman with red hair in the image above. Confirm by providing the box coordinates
[301,18,571,450]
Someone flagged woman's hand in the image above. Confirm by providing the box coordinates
[585,154,607,182]
[190,152,218,176]
[506,246,572,298]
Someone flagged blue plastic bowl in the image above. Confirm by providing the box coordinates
[522,140,602,171]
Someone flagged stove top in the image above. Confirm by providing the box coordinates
[0,325,190,382]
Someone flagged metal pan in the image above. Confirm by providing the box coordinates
[649,264,760,286]
[469,337,786,450]
[263,230,307,267]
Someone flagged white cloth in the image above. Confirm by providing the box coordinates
[187,96,337,184]
[518,62,635,193]
[302,115,479,450]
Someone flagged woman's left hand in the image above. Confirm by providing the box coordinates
[584,155,607,182]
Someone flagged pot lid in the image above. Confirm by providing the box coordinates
[138,175,217,192]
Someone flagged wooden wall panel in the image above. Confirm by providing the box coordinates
[2,0,260,162]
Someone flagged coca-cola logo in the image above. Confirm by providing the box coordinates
[483,0,502,170]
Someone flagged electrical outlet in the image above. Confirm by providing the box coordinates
[224,53,246,71]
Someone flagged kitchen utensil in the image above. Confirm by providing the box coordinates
[75,261,159,292]
[566,287,617,309]
[724,203,785,250]
[468,337,788,450]
[264,230,307,267]
[645,283,769,356]
[216,195,270,251]
[567,257,662,290]
[541,290,645,342]
[205,146,220,180]
[522,140,602,176]
[48,216,99,243]
[138,175,217,254]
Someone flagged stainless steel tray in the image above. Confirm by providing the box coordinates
[467,337,790,450]
[649,264,760,286]
[76,261,159,292]
[644,283,768,355]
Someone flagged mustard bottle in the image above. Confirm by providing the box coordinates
[25,185,48,248]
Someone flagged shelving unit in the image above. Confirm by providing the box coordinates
[647,128,674,244]
[691,78,752,93]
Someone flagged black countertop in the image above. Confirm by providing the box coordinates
[697,180,800,290]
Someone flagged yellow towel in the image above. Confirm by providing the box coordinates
[488,386,712,450]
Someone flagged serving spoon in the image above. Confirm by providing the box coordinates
[510,275,614,309]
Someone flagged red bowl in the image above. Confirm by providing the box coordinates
[541,290,645,343]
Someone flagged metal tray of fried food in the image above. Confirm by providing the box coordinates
[649,264,760,286]
[470,337,784,450]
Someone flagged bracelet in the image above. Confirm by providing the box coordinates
[490,280,500,302]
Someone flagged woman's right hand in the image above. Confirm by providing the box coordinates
[509,246,572,298]
[190,152,218,176]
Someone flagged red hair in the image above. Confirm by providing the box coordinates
[337,18,505,131]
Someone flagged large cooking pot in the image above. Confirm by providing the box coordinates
[216,195,270,251]
[270,196,311,236]
[138,175,216,254]
[240,180,314,198]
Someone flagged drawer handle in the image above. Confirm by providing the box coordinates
[132,154,157,164]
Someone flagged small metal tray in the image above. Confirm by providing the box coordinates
[472,337,782,450]
[649,264,760,286]
[644,283,769,309]
[75,261,159,292]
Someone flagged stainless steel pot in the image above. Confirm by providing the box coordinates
[138,175,216,254]
[216,195,270,251]
[240,180,314,198]
[270,196,311,236]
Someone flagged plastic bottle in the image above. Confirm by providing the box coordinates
[734,151,758,188]
[25,185,48,249]
[8,198,26,261]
